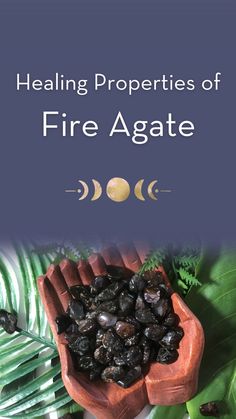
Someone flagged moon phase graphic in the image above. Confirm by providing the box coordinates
[91,179,102,201]
[76,179,102,201]
[78,180,89,200]
[65,178,169,202]
[134,179,145,201]
[148,180,159,200]
[134,179,159,201]
[106,178,130,202]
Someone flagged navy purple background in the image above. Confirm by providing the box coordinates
[0,0,235,243]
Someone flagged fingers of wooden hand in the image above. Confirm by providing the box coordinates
[41,244,145,327]
[102,244,144,273]
[88,253,107,276]
[118,243,142,271]
[77,259,94,285]
[102,246,125,267]
[134,242,151,264]
[60,259,82,287]
[38,275,65,336]
[46,264,71,311]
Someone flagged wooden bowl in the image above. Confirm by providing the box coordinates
[38,244,204,419]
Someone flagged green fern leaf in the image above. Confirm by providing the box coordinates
[178,267,202,286]
[174,254,200,270]
[32,241,93,264]
[0,242,81,417]
[177,279,189,290]
[139,249,166,273]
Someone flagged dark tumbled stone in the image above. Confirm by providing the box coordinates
[95,329,105,347]
[55,315,71,335]
[143,287,161,304]
[124,333,140,347]
[151,298,170,319]
[77,318,97,334]
[129,274,146,293]
[117,366,142,388]
[96,281,125,302]
[89,364,103,381]
[94,346,113,365]
[106,266,127,281]
[69,285,92,309]
[144,324,167,341]
[125,346,143,367]
[125,316,141,330]
[90,276,110,295]
[142,344,151,364]
[156,348,178,364]
[67,300,85,322]
[101,366,125,383]
[113,354,126,366]
[0,310,18,334]
[135,308,157,324]
[102,329,123,354]
[97,312,117,329]
[146,270,164,287]
[77,356,98,371]
[115,321,136,339]
[119,290,134,314]
[68,336,90,355]
[96,299,119,314]
[135,294,146,311]
[160,328,183,349]
[163,311,178,327]
[199,401,220,417]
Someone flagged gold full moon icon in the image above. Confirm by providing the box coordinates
[106,177,130,202]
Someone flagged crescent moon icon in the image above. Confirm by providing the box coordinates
[148,180,159,200]
[134,179,145,201]
[91,179,102,201]
[78,180,89,200]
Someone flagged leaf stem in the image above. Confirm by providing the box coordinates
[16,327,56,350]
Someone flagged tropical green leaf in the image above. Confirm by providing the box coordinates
[10,393,72,418]
[149,403,187,419]
[0,364,61,409]
[185,247,236,419]
[0,242,81,417]
[56,400,84,416]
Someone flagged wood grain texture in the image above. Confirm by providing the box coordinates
[38,245,204,419]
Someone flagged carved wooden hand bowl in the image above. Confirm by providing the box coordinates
[38,245,204,419]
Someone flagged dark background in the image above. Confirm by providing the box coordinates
[0,0,235,244]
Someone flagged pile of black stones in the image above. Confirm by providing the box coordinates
[55,267,184,388]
